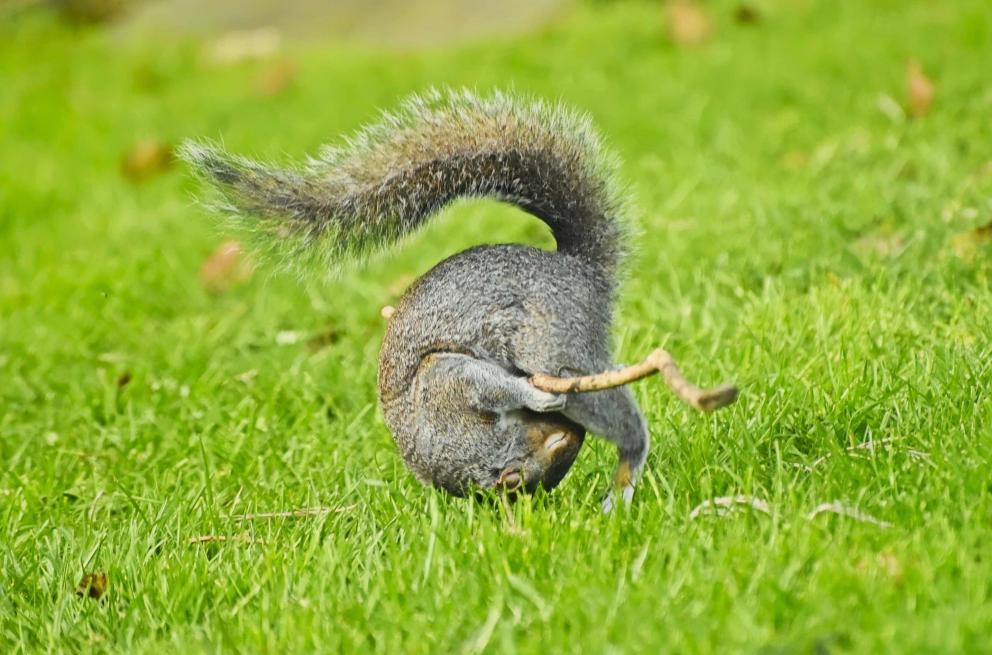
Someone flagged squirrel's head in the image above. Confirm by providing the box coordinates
[414,411,585,499]
[482,415,586,497]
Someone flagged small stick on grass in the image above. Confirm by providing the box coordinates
[688,495,771,520]
[227,504,357,521]
[529,348,738,412]
[807,502,892,529]
[189,534,260,545]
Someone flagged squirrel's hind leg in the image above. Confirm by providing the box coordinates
[422,353,566,414]
[559,386,649,513]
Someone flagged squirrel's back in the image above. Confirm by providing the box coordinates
[378,244,613,403]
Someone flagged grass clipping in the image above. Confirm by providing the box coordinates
[530,348,738,412]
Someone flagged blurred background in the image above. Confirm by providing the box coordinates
[31,0,569,46]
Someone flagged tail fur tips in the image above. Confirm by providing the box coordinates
[180,88,628,273]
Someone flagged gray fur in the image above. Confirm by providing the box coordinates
[182,89,648,505]
[178,88,628,278]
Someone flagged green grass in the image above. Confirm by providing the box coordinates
[3,1,992,652]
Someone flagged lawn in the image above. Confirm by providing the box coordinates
[2,0,992,652]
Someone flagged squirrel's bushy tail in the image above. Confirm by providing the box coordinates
[180,88,628,277]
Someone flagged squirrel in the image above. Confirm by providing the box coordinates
[180,89,649,511]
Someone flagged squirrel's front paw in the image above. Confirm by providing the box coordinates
[525,390,567,413]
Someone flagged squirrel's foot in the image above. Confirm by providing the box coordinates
[603,457,637,513]
[601,484,635,514]
[523,389,567,413]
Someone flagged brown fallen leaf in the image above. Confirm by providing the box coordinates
[253,60,296,98]
[205,27,282,65]
[782,150,807,171]
[906,60,935,118]
[76,572,108,600]
[851,229,906,260]
[132,64,166,92]
[306,327,341,352]
[199,240,254,294]
[856,551,904,581]
[950,221,992,261]
[57,0,126,24]
[117,371,132,388]
[733,4,761,25]
[121,139,173,182]
[666,0,711,47]
[236,369,258,384]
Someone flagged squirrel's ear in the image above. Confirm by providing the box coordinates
[497,469,523,491]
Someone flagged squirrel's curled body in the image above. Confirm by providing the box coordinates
[182,89,650,503]
[380,245,607,494]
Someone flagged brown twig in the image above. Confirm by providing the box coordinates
[189,534,260,545]
[226,505,357,521]
[807,502,892,529]
[688,495,771,520]
[529,348,738,412]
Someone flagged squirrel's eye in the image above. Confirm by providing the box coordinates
[497,469,523,490]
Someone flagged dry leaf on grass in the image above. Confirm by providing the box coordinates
[57,0,126,24]
[689,495,771,520]
[856,551,904,581]
[236,369,258,384]
[205,28,282,65]
[808,502,892,528]
[274,327,341,349]
[76,572,108,600]
[121,139,173,182]
[733,4,761,25]
[906,60,935,117]
[781,150,808,171]
[851,230,906,260]
[949,221,992,261]
[276,330,303,346]
[253,60,296,98]
[306,328,342,352]
[666,0,711,47]
[200,240,254,294]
